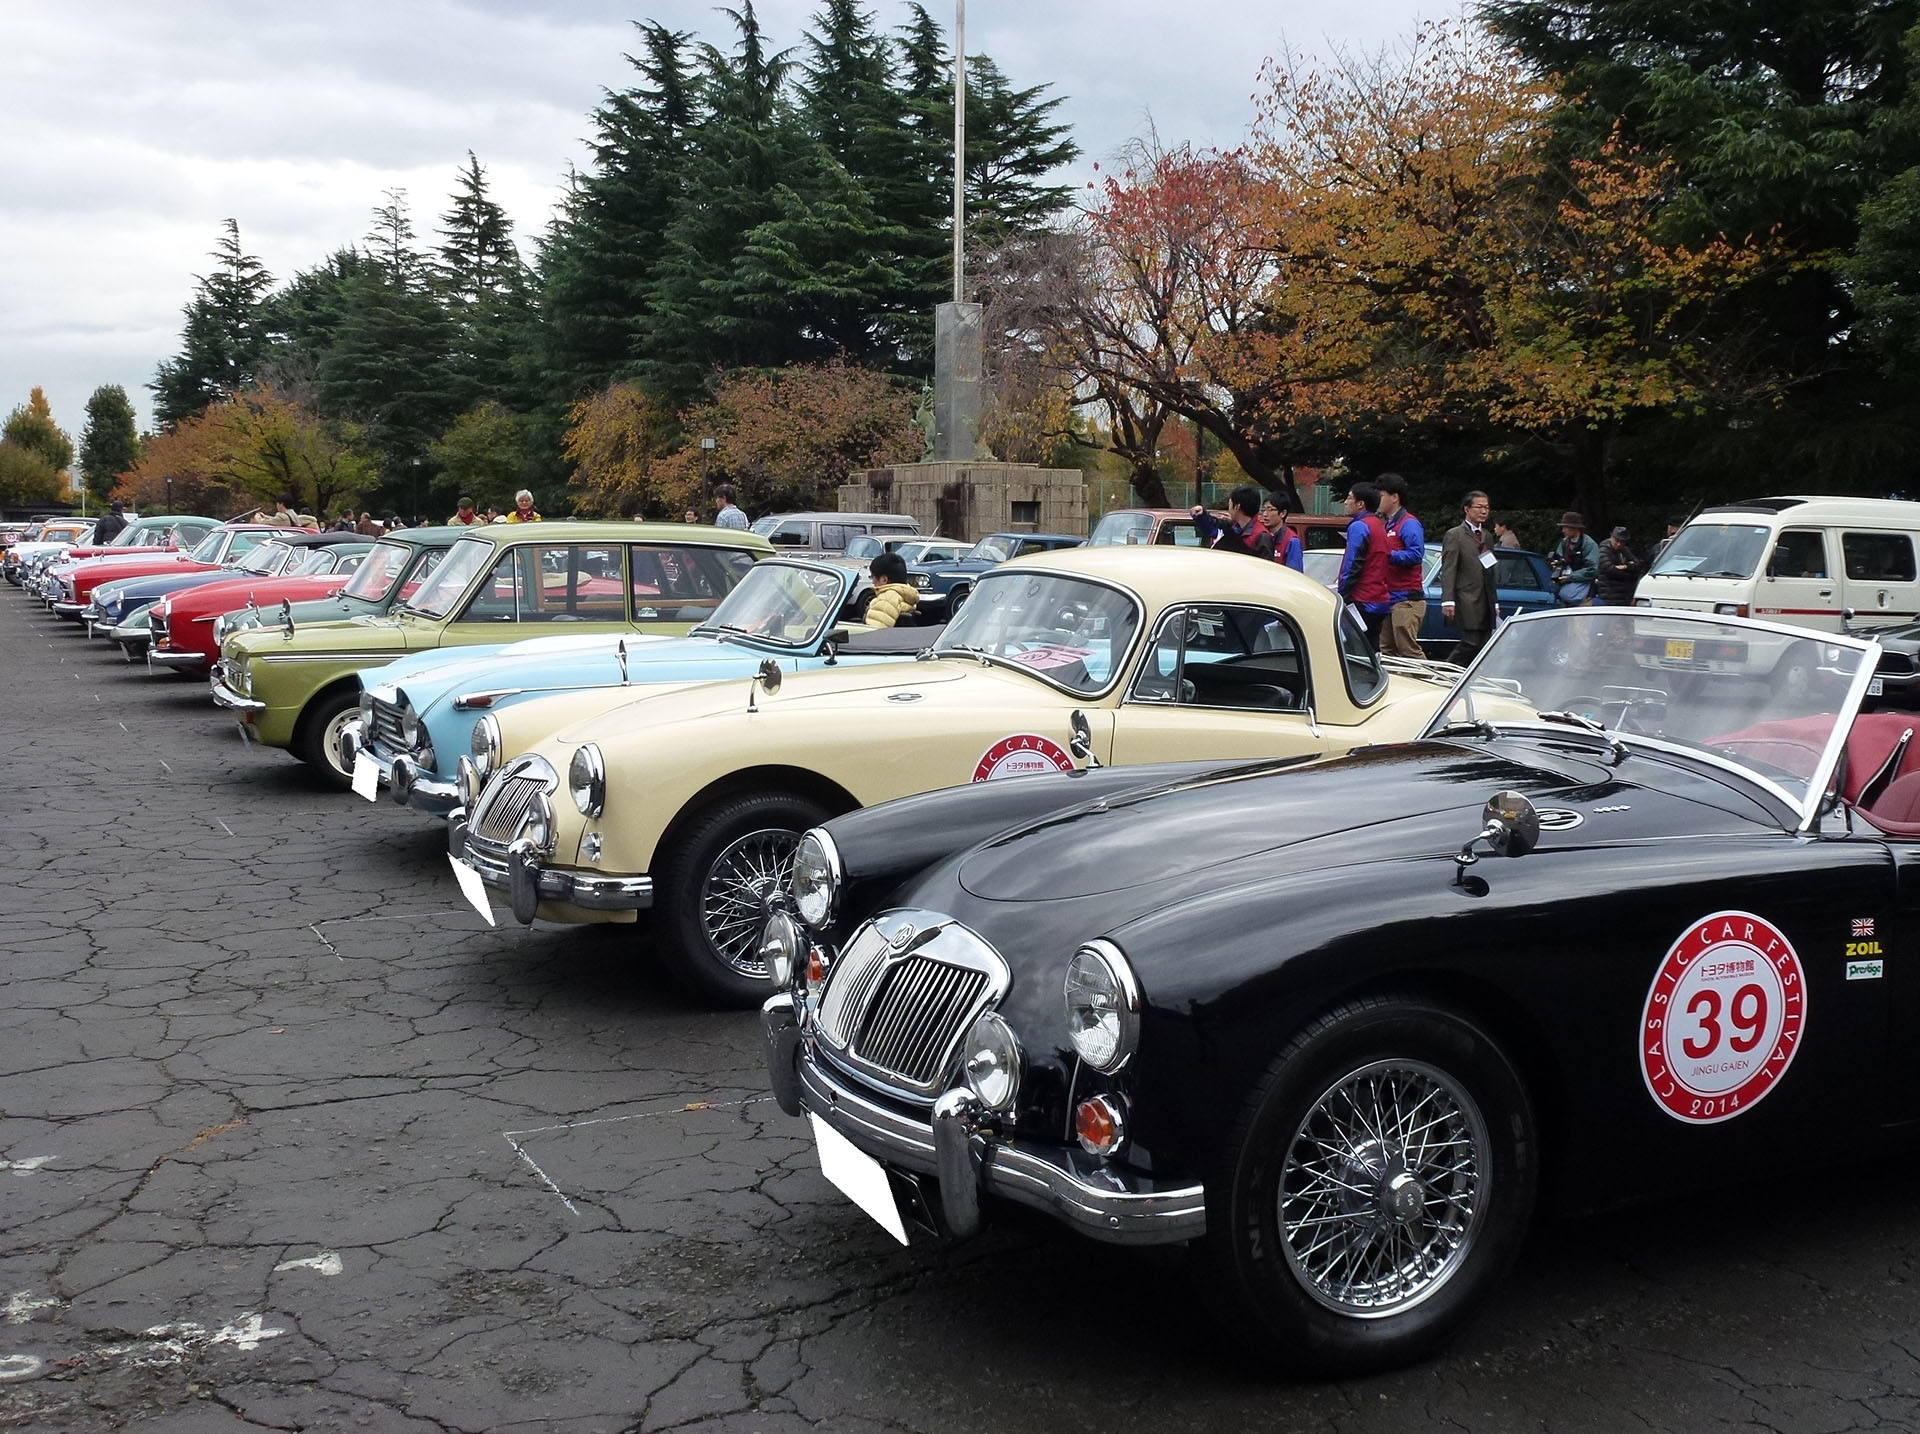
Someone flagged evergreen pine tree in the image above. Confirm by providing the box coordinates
[150,220,274,428]
[435,152,533,409]
[79,385,141,504]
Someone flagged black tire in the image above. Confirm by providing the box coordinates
[294,686,360,790]
[947,584,972,617]
[1195,995,1537,1377]
[654,791,829,1008]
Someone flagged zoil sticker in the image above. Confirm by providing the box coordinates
[1640,911,1805,1125]
[971,733,1074,782]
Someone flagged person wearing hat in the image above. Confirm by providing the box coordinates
[448,496,482,527]
[1550,511,1600,606]
[93,500,129,545]
[1596,525,1641,606]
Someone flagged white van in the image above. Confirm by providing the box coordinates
[1637,496,1920,634]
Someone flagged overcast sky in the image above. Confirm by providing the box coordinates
[1,0,1436,457]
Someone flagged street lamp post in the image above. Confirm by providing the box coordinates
[165,476,173,512]
[700,437,716,493]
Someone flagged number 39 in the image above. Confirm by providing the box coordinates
[1681,983,1767,1059]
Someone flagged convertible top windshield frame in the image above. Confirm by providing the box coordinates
[1427,606,1881,833]
[690,557,852,653]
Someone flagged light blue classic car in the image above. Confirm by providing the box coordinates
[341,557,943,818]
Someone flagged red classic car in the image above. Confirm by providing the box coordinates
[46,524,293,620]
[55,514,219,566]
[148,537,373,675]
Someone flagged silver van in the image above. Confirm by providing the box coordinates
[749,511,922,554]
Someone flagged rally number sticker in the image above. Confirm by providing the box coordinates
[1640,911,1805,1124]
[972,734,1075,782]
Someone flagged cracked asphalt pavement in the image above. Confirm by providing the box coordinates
[6,584,1920,1434]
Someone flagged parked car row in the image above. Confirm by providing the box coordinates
[19,498,1918,1381]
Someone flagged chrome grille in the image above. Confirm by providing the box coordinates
[474,775,542,843]
[367,696,407,754]
[814,910,1010,1102]
[851,957,989,1087]
[149,609,169,646]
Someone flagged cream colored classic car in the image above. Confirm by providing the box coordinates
[452,547,1461,1005]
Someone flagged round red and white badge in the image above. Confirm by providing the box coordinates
[971,733,1075,782]
[1640,910,1806,1124]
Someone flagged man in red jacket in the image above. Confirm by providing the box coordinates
[1336,481,1394,651]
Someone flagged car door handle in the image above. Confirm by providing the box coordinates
[1819,589,1831,598]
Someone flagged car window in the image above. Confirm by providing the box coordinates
[1130,605,1306,711]
[1155,520,1203,547]
[1767,530,1830,579]
[343,541,411,601]
[1422,551,1441,586]
[968,535,1018,562]
[768,521,811,547]
[1494,552,1546,591]
[333,551,367,574]
[239,543,288,574]
[290,549,338,575]
[510,544,628,621]
[228,532,266,557]
[1843,531,1917,582]
[844,536,883,560]
[1651,521,1771,579]
[1338,605,1388,705]
[410,537,495,618]
[631,543,755,620]
[1090,512,1154,546]
[819,524,849,551]
[189,531,225,562]
[395,548,446,603]
[698,561,846,646]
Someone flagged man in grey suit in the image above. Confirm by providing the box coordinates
[1440,491,1497,665]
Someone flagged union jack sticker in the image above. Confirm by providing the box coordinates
[1853,917,1876,939]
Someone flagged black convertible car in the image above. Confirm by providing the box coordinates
[761,607,1912,1374]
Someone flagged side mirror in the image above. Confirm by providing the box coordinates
[1842,607,1856,635]
[757,658,783,695]
[1069,708,1101,769]
[279,598,294,640]
[1456,790,1538,880]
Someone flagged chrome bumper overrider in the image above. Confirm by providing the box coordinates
[459,832,654,923]
[208,673,265,713]
[378,748,459,816]
[148,649,206,670]
[762,994,1206,1246]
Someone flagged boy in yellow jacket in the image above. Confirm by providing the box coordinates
[864,551,921,628]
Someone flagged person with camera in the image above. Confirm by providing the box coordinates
[1550,511,1600,606]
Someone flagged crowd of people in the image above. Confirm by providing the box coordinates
[1186,479,1677,667]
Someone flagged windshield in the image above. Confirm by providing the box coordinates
[239,542,288,575]
[403,537,492,619]
[1650,520,1772,579]
[1427,609,1874,816]
[965,535,1018,563]
[749,516,780,536]
[343,541,412,602]
[1089,512,1153,547]
[190,531,225,562]
[290,548,340,575]
[933,570,1142,696]
[695,562,846,647]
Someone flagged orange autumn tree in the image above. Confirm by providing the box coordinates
[1240,21,1783,521]
[120,384,374,517]
[563,384,677,517]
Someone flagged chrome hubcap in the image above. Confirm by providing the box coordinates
[700,827,800,977]
[1278,1059,1486,1317]
[323,708,357,778]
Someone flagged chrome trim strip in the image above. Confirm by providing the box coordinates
[789,1044,1206,1245]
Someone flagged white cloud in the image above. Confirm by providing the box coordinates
[0,0,1434,456]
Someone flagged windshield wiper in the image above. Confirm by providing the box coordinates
[1432,718,1497,741]
[1693,569,1749,579]
[1536,710,1627,765]
[937,641,993,667]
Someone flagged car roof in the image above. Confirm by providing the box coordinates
[437,520,773,550]
[1696,496,1920,524]
[980,531,1081,543]
[997,543,1343,619]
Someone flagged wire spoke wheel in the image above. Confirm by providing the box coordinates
[699,826,800,978]
[1278,1058,1488,1318]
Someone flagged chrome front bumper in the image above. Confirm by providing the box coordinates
[762,994,1206,1246]
[354,732,460,817]
[458,829,654,923]
[209,672,265,713]
[148,649,207,671]
[51,599,87,618]
[108,622,150,646]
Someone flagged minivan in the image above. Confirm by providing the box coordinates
[749,511,921,553]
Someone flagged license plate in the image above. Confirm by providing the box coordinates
[1664,639,1695,661]
[1870,677,1885,696]
[447,854,496,926]
[351,752,380,802]
[809,1113,909,1245]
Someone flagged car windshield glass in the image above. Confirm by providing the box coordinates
[1426,610,1873,814]
[289,548,338,574]
[1650,521,1771,579]
[403,537,492,618]
[238,543,287,574]
[933,571,1141,696]
[694,562,845,647]
[342,541,412,602]
[1089,512,1153,546]
[189,531,225,562]
[749,516,780,536]
[966,535,1017,563]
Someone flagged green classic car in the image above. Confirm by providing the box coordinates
[212,521,772,785]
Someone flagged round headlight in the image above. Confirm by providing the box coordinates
[568,743,606,817]
[759,910,800,986]
[472,714,501,778]
[358,688,374,723]
[524,790,554,854]
[456,755,480,811]
[399,698,421,749]
[961,1012,1021,1113]
[235,657,252,695]
[790,829,841,928]
[1064,941,1141,1073]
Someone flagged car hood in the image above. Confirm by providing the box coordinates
[103,569,242,602]
[544,654,1020,745]
[952,737,1781,908]
[167,573,348,617]
[378,631,679,697]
